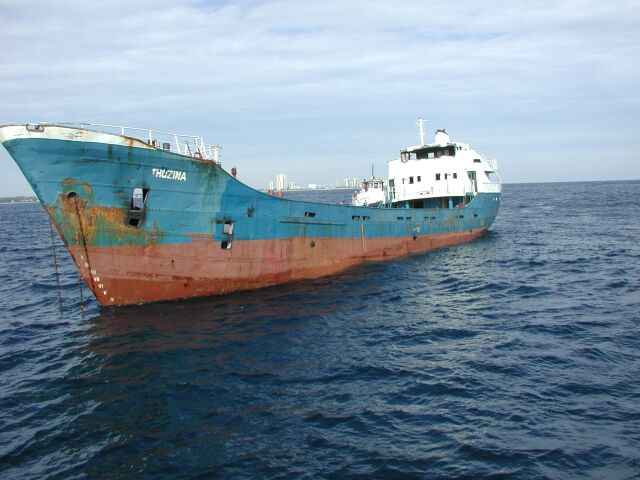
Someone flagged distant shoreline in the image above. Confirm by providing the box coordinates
[0,197,38,205]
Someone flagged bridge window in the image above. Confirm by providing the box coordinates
[453,173,457,179]
[436,173,441,180]
[409,176,414,184]
[417,176,421,182]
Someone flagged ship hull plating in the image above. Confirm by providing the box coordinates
[1,126,500,306]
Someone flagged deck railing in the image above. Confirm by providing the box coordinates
[54,123,222,163]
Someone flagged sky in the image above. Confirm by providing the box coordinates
[0,0,639,195]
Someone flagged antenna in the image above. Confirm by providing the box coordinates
[415,117,426,145]
[371,163,374,178]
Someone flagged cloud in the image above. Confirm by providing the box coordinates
[0,0,639,193]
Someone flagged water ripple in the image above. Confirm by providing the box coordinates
[1,182,640,479]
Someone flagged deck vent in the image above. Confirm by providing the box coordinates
[221,240,231,250]
[162,142,171,151]
[26,123,45,132]
[223,221,234,235]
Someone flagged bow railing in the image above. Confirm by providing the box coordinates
[53,122,221,163]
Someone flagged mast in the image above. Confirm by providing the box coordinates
[416,117,426,145]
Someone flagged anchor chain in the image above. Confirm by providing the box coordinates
[49,222,63,314]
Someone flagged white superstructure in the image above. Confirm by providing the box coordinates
[353,120,501,209]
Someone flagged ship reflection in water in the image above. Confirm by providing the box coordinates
[68,263,437,476]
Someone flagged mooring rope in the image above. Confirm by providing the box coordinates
[49,221,63,314]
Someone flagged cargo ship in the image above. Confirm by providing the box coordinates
[0,119,501,306]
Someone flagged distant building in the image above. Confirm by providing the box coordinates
[288,182,301,190]
[343,177,359,188]
[268,180,274,191]
[308,183,317,189]
[275,173,287,191]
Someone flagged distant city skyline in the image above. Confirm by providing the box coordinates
[1,1,639,196]
[266,172,361,191]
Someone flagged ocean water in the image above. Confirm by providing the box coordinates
[0,181,639,479]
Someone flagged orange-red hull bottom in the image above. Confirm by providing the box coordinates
[68,228,487,306]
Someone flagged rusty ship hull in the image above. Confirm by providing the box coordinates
[0,124,500,307]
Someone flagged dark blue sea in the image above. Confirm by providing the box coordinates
[1,181,639,479]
